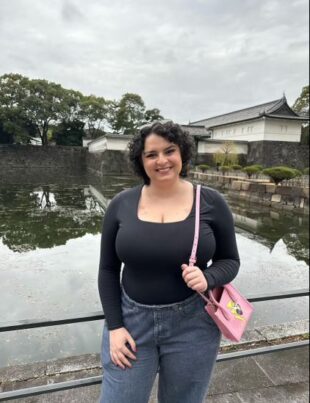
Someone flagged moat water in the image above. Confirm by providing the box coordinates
[0,175,308,367]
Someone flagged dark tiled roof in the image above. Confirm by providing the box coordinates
[139,121,211,136]
[181,124,210,136]
[191,97,304,128]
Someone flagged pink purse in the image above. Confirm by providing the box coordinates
[189,185,254,342]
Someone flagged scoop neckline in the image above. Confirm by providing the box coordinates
[136,183,196,225]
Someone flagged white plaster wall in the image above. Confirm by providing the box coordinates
[88,137,107,153]
[197,140,248,154]
[83,139,92,148]
[88,136,131,153]
[212,119,265,142]
[263,118,302,142]
[106,137,130,151]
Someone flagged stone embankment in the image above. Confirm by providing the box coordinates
[0,145,87,183]
[192,171,309,214]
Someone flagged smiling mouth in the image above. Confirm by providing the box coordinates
[156,167,172,172]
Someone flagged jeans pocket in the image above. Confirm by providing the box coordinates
[180,296,206,318]
[201,308,218,327]
[181,297,218,328]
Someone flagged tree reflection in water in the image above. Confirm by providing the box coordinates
[230,198,309,265]
[0,182,308,265]
[0,185,105,252]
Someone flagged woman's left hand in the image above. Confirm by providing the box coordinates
[181,264,208,293]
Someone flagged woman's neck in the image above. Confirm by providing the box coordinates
[144,179,191,199]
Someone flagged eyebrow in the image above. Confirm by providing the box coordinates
[143,145,176,154]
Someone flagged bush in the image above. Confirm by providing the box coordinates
[0,121,14,144]
[292,169,302,177]
[197,164,210,172]
[262,166,302,185]
[220,165,230,173]
[242,164,263,178]
[231,164,242,171]
[53,119,84,146]
[303,167,309,175]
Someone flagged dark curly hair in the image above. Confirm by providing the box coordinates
[128,121,195,185]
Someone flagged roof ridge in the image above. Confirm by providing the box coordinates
[265,97,287,113]
[191,98,282,124]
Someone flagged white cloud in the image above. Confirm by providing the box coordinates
[0,0,308,122]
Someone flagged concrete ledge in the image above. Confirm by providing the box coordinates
[0,321,308,399]
[1,347,308,402]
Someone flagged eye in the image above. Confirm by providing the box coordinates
[166,148,176,154]
[145,153,157,159]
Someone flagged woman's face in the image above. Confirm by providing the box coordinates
[141,133,183,184]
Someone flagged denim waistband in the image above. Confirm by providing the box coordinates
[121,284,199,311]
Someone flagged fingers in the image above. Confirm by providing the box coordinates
[182,266,201,282]
[183,270,199,282]
[123,344,137,360]
[127,334,137,353]
[111,348,135,369]
[109,328,137,369]
[181,264,208,292]
[110,348,135,369]
[111,352,129,369]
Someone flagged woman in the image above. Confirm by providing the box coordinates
[98,121,240,403]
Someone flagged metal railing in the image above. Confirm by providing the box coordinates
[0,289,309,401]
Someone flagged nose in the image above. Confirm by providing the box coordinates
[157,152,168,164]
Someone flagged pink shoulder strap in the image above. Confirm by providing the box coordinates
[189,184,215,303]
[189,184,201,266]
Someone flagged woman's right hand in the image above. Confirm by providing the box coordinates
[109,327,137,369]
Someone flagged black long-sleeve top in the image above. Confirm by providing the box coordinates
[98,184,240,330]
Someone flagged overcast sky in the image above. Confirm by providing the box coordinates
[0,0,308,123]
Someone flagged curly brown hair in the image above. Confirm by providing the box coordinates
[128,121,195,185]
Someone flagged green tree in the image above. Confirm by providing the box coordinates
[0,74,35,144]
[111,93,146,134]
[293,86,309,145]
[262,166,302,185]
[143,108,163,123]
[60,89,84,122]
[23,78,70,145]
[197,164,210,172]
[0,73,83,146]
[53,119,85,146]
[292,86,309,115]
[213,141,239,167]
[243,164,263,178]
[0,110,37,144]
[80,95,108,138]
[0,119,14,144]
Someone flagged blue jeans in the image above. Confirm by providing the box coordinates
[99,288,221,403]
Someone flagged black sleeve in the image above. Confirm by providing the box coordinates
[203,190,240,290]
[98,194,123,330]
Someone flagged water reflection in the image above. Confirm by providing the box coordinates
[228,198,309,265]
[0,185,104,252]
[0,176,308,367]
[0,179,308,264]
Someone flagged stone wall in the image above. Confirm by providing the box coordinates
[0,145,87,172]
[247,141,309,169]
[192,171,309,213]
[86,150,131,176]
[0,145,88,183]
[0,145,133,182]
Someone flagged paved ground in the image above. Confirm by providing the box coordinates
[0,345,308,402]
